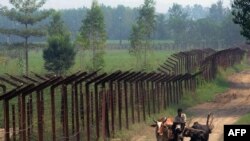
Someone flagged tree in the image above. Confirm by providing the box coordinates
[130,0,156,70]
[130,24,143,67]
[43,12,75,75]
[167,3,188,46]
[0,0,52,75]
[222,12,244,46]
[191,18,220,48]
[185,4,208,20]
[232,0,250,41]
[0,5,140,43]
[209,0,225,22]
[155,14,168,40]
[79,0,107,71]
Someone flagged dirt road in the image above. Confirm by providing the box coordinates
[131,70,250,141]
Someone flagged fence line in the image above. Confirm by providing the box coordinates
[0,46,247,141]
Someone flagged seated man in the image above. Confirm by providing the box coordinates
[173,108,187,141]
[174,108,187,125]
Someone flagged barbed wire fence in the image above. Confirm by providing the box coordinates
[0,45,248,141]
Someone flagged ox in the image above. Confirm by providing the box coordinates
[183,113,214,141]
[151,117,174,141]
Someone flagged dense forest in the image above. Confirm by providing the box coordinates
[0,1,245,47]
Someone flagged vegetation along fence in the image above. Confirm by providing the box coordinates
[0,46,247,141]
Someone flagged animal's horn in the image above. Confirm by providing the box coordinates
[209,114,214,130]
[206,113,211,126]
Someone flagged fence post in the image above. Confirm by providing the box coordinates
[4,100,10,141]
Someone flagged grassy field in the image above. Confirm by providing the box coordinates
[0,48,175,75]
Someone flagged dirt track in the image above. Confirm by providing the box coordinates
[131,70,250,141]
[184,70,250,141]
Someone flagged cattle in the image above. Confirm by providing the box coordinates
[183,113,214,141]
[185,122,211,141]
[151,117,174,141]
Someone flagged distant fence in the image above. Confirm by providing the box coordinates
[157,48,216,74]
[0,46,247,141]
[201,48,245,80]
[158,47,247,80]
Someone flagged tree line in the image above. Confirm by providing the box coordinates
[0,0,244,45]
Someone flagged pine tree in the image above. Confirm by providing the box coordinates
[79,0,107,71]
[43,12,75,75]
[0,0,52,75]
[232,0,250,41]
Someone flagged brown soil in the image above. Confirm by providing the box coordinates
[0,129,4,141]
[0,128,13,141]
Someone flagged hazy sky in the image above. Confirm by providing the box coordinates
[1,0,231,13]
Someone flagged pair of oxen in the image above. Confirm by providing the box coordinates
[151,114,214,141]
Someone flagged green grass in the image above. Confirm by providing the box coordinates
[71,49,173,73]
[0,48,174,75]
[236,113,250,124]
[179,77,228,109]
